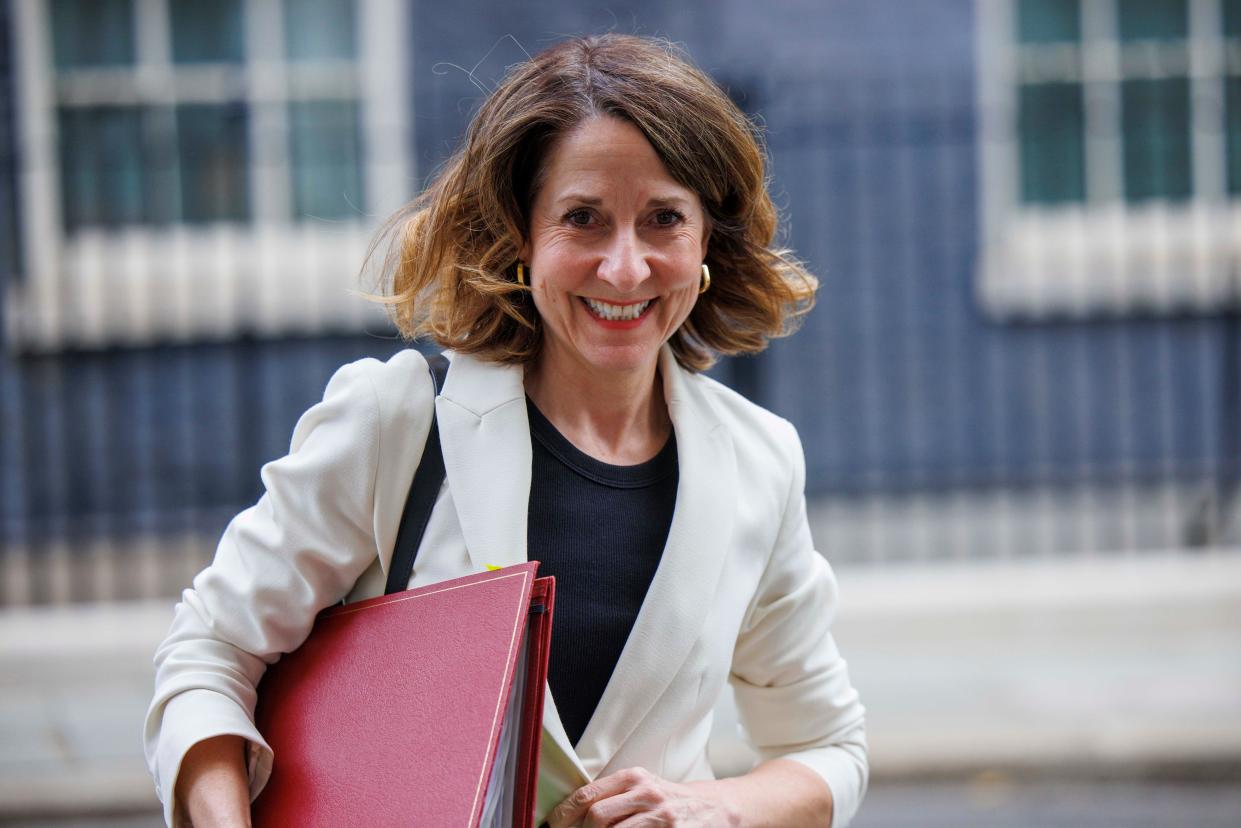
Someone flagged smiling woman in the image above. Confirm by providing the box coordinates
[521,117,707,416]
[147,34,867,828]
[375,34,817,373]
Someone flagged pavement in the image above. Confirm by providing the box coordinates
[2,551,1240,820]
[7,782,1241,828]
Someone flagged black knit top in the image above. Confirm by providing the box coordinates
[525,398,679,748]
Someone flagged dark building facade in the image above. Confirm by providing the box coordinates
[2,0,1238,603]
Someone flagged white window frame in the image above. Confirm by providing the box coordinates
[8,0,410,351]
[975,0,1241,319]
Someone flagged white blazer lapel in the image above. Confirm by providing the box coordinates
[573,347,738,777]
[435,353,530,572]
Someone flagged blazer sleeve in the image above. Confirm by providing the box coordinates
[142,356,427,827]
[728,420,868,828]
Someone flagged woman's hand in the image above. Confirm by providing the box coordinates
[174,735,252,827]
[546,767,741,828]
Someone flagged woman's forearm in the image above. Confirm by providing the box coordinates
[174,734,252,827]
[691,758,833,828]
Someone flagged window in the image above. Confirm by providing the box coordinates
[8,0,410,349]
[977,0,1241,317]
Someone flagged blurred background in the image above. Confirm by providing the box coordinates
[2,0,1240,825]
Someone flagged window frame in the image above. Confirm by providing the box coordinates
[7,0,410,351]
[975,0,1241,319]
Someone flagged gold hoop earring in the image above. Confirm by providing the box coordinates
[516,262,526,286]
[699,263,711,294]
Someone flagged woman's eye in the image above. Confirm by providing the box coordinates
[565,209,593,226]
[653,209,685,227]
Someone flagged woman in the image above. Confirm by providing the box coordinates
[146,34,867,827]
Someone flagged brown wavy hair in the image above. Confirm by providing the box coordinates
[369,34,817,372]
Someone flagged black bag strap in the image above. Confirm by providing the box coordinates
[384,353,450,595]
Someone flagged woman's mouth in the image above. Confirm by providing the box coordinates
[580,297,656,324]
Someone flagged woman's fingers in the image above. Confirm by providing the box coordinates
[546,767,739,828]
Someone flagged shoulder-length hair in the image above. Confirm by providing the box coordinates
[371,34,816,372]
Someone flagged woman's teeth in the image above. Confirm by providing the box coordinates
[582,298,652,321]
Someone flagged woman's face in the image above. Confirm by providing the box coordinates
[521,116,710,381]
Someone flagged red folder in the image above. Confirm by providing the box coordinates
[252,562,554,828]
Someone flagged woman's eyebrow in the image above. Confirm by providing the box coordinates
[647,195,694,209]
[553,193,695,209]
[555,193,604,206]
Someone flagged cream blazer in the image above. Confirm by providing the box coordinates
[144,346,867,827]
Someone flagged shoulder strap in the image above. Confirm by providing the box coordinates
[384,353,450,595]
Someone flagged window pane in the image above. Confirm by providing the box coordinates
[58,106,145,231]
[176,104,250,222]
[1018,83,1086,204]
[1225,0,1241,37]
[51,0,134,68]
[144,109,182,225]
[284,0,357,61]
[169,0,244,64]
[289,100,364,220]
[1117,0,1188,41]
[1121,78,1192,202]
[1228,76,1241,195]
[1017,0,1080,44]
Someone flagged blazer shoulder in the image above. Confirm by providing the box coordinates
[329,348,434,424]
[334,346,430,389]
[322,349,440,553]
[687,370,800,456]
[306,349,437,482]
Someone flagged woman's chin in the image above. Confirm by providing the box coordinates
[553,339,663,381]
[590,348,662,378]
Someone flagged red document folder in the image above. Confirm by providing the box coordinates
[252,562,555,828]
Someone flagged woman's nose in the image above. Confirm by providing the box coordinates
[596,229,651,292]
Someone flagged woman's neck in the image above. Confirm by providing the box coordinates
[523,350,671,466]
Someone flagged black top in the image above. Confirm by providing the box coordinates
[525,398,679,747]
